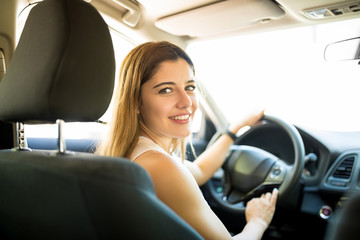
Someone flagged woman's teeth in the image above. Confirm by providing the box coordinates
[170,115,190,120]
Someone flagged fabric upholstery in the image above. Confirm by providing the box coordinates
[325,193,360,240]
[0,0,115,122]
[0,150,202,239]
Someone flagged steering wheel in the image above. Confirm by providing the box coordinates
[207,115,305,213]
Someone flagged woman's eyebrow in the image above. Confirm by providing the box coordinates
[153,80,196,89]
[153,82,175,89]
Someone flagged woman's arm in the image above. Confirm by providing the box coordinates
[135,150,277,240]
[186,110,264,186]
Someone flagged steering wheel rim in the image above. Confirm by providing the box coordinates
[207,115,305,214]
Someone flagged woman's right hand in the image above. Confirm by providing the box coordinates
[245,188,278,230]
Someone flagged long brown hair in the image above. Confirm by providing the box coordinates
[96,41,195,159]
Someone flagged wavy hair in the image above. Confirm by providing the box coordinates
[96,41,195,160]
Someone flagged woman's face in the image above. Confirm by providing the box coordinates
[140,58,198,140]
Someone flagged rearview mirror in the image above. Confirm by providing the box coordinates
[324,37,360,61]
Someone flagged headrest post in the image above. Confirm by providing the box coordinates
[13,122,31,151]
[57,119,66,154]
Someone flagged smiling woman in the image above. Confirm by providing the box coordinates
[96,41,197,159]
[96,41,278,240]
[139,59,198,141]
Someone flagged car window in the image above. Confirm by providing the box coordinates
[187,18,360,132]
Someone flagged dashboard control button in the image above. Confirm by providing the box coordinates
[319,205,332,219]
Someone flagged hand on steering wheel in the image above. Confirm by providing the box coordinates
[246,188,278,229]
[207,115,305,214]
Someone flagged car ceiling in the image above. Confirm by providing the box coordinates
[10,0,360,47]
[92,0,360,44]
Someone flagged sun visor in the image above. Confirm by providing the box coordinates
[155,0,285,38]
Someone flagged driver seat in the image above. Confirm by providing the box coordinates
[325,193,360,240]
[0,0,202,239]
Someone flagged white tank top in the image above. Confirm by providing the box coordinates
[129,136,170,161]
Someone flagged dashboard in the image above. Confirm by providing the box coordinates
[235,123,360,219]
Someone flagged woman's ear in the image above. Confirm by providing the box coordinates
[136,105,141,114]
[137,99,143,114]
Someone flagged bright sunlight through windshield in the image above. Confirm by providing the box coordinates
[187,18,360,132]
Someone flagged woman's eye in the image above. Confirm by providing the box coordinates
[186,85,196,91]
[159,88,172,94]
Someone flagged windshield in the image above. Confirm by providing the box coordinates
[187,18,360,132]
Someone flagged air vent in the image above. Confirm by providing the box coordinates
[327,155,356,187]
[304,1,360,19]
[332,155,355,179]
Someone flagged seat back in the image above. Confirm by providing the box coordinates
[0,0,202,239]
[325,193,360,240]
[0,151,202,240]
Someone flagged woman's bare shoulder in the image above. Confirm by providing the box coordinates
[135,150,230,239]
[135,150,201,213]
[135,150,191,184]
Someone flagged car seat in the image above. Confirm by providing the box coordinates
[0,0,203,239]
[325,193,360,240]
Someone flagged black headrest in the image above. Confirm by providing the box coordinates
[0,0,115,123]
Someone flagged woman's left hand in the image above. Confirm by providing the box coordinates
[228,108,264,134]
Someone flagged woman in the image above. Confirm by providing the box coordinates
[97,41,278,240]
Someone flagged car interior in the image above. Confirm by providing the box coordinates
[0,0,204,239]
[0,0,360,239]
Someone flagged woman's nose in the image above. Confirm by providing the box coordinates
[177,90,192,108]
